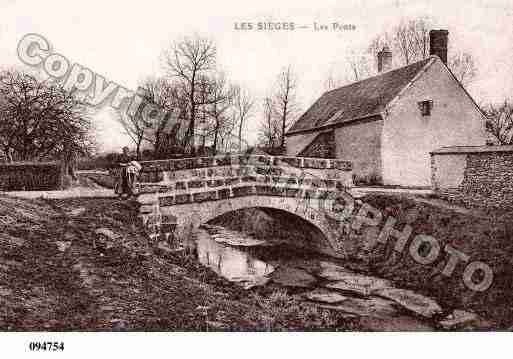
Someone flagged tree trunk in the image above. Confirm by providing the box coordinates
[238,122,243,152]
[136,141,141,160]
[213,122,219,156]
[280,103,287,148]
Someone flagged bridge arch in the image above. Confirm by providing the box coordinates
[159,194,342,256]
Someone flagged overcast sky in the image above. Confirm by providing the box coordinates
[1,0,512,152]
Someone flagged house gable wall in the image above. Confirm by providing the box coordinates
[382,59,486,186]
[334,118,383,183]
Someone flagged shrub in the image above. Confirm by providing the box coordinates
[0,161,63,190]
[250,289,340,330]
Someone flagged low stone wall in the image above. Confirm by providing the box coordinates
[0,161,63,191]
[139,154,351,172]
[431,146,513,210]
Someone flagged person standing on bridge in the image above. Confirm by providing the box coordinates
[115,146,142,199]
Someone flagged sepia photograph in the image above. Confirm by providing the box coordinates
[0,0,512,356]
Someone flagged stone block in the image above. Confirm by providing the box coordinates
[188,180,205,188]
[224,177,240,186]
[255,185,272,196]
[139,205,155,213]
[303,158,327,169]
[286,188,301,197]
[174,159,187,170]
[218,188,231,199]
[276,156,301,168]
[196,157,215,168]
[175,181,186,190]
[271,176,287,184]
[159,196,174,206]
[287,177,298,185]
[242,175,257,183]
[207,179,224,187]
[232,186,255,197]
[193,191,218,202]
[175,194,192,204]
[333,160,352,171]
[215,155,233,166]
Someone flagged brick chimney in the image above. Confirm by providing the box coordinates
[377,46,392,73]
[429,29,449,65]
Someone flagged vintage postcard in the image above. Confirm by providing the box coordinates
[0,0,511,357]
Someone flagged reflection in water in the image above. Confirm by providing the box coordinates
[196,229,275,289]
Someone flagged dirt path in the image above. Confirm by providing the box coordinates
[0,173,116,199]
[410,196,478,216]
[0,188,115,199]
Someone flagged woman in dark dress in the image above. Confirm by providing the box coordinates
[116,146,138,198]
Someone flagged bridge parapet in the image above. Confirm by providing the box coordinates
[138,155,351,182]
[139,155,351,172]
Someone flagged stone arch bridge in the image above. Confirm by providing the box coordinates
[135,154,353,256]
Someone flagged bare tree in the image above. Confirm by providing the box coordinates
[258,97,281,148]
[116,107,147,160]
[389,17,431,66]
[233,85,255,151]
[449,52,477,86]
[366,16,477,86]
[484,100,513,145]
[138,77,190,158]
[345,49,372,82]
[202,72,234,155]
[0,69,93,163]
[323,73,339,92]
[162,35,216,154]
[273,65,300,148]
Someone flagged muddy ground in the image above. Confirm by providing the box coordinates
[0,196,356,331]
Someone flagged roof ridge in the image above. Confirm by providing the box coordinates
[323,56,435,95]
[287,56,435,135]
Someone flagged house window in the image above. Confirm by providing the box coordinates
[418,100,433,116]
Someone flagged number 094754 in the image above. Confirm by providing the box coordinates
[29,342,64,351]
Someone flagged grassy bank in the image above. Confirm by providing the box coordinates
[0,196,355,331]
[340,194,513,329]
[209,194,513,330]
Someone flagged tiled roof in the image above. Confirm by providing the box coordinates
[287,57,434,134]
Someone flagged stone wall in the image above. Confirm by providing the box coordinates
[138,154,353,187]
[431,146,513,210]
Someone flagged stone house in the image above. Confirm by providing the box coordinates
[285,30,486,187]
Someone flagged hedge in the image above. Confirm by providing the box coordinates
[0,161,63,191]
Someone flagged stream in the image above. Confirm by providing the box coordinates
[193,224,452,331]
